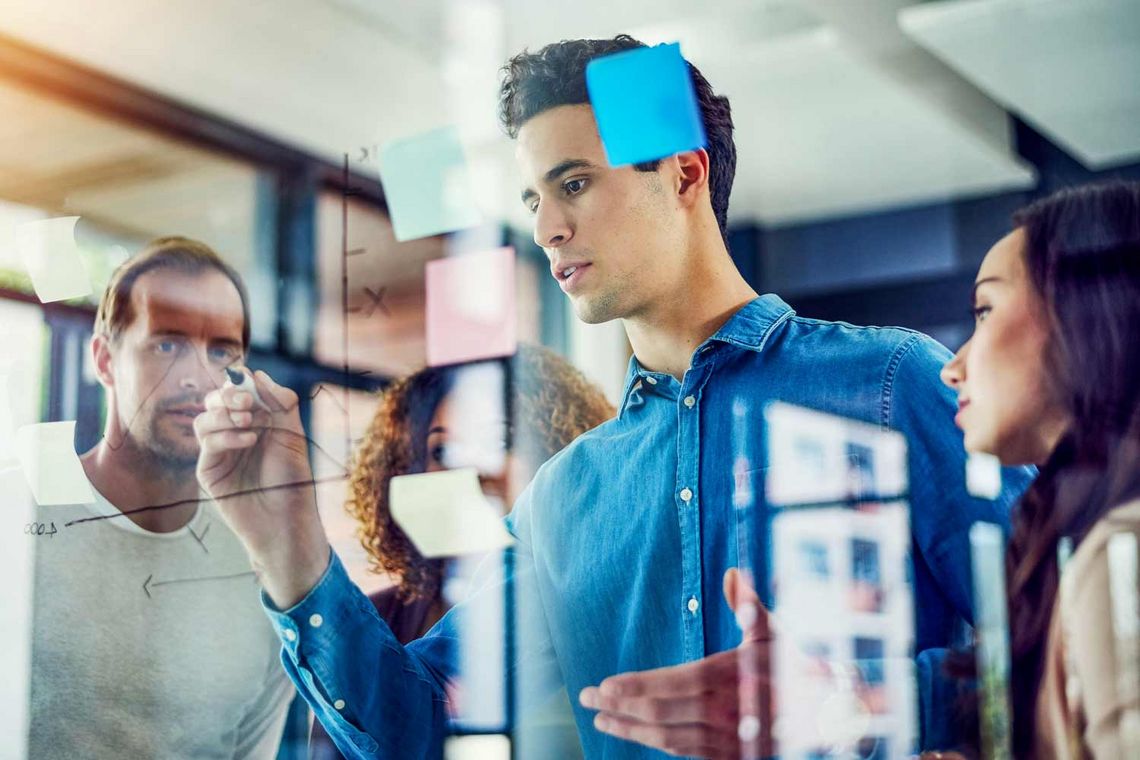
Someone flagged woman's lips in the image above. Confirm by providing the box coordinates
[954,400,971,426]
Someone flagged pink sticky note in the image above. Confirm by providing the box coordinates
[426,247,517,367]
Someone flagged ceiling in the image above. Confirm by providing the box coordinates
[0,0,1134,230]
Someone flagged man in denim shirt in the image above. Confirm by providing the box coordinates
[194,36,1030,758]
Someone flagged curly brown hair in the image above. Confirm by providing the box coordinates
[346,343,616,601]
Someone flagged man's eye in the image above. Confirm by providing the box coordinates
[563,178,587,195]
[209,346,237,363]
[155,340,178,354]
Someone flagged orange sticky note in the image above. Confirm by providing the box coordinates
[426,246,517,367]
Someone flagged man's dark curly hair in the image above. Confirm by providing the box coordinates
[499,34,737,244]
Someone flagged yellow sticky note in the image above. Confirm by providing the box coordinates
[389,468,513,558]
[16,217,92,304]
[15,421,95,506]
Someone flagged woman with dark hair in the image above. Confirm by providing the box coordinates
[310,343,615,759]
[940,180,1140,757]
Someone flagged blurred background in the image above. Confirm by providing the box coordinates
[0,0,1136,756]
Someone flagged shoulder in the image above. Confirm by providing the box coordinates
[1066,499,1140,593]
[778,316,949,375]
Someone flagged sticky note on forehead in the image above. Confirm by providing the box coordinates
[389,468,513,558]
[378,126,482,242]
[426,246,517,367]
[16,217,93,304]
[15,421,95,506]
[585,42,707,167]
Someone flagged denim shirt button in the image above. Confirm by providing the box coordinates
[679,488,693,503]
[645,376,658,385]
[683,395,696,408]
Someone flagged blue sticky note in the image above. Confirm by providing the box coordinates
[378,126,482,242]
[585,43,707,167]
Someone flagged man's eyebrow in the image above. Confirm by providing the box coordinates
[427,426,447,436]
[520,158,596,204]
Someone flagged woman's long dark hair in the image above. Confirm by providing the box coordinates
[1001,181,1140,755]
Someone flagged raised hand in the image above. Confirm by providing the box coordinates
[194,369,329,607]
[579,568,774,759]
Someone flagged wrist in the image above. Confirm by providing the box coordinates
[254,525,331,609]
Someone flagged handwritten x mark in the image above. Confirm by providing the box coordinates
[349,286,390,319]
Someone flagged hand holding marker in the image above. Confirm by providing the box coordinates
[223,366,269,411]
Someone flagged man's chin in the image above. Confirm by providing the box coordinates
[571,294,621,325]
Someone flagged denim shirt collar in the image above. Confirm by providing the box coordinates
[619,294,795,415]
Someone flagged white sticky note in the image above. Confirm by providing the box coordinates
[966,452,1002,500]
[15,217,92,304]
[389,468,513,558]
[378,127,482,242]
[15,421,95,506]
[0,375,15,465]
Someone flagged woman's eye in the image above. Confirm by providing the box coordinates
[429,444,447,465]
[971,305,992,323]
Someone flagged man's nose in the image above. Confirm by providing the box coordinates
[178,347,221,392]
[533,202,572,250]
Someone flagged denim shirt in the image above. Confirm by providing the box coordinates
[263,295,1032,758]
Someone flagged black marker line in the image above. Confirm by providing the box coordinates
[143,570,256,598]
[341,154,352,459]
[64,472,350,528]
[188,523,210,554]
[63,424,352,528]
[309,384,347,414]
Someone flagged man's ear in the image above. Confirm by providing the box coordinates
[674,148,710,207]
[91,334,116,389]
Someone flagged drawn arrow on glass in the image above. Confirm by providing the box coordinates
[142,570,257,598]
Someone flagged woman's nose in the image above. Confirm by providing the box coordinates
[940,342,969,390]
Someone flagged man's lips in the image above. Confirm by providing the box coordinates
[166,406,205,420]
[551,261,591,282]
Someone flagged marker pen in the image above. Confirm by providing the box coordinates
[223,366,269,410]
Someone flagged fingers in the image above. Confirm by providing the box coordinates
[194,408,258,450]
[722,568,771,643]
[252,369,298,413]
[580,687,739,730]
[595,649,739,699]
[592,713,737,759]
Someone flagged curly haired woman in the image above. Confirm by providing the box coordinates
[311,343,614,759]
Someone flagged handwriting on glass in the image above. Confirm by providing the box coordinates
[25,521,59,537]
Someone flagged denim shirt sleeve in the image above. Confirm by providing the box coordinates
[259,485,558,759]
[887,335,1032,632]
[260,551,448,759]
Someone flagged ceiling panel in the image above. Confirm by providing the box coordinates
[900,0,1140,168]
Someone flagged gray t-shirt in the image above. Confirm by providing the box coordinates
[27,486,293,759]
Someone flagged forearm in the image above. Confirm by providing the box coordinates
[264,551,450,758]
[250,512,331,609]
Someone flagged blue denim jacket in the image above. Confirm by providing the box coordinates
[264,295,1031,758]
